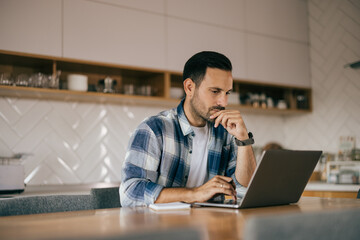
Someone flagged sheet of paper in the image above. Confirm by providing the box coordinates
[149,202,191,211]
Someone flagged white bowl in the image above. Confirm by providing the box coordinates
[170,87,184,99]
[67,74,88,92]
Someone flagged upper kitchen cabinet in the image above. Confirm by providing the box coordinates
[245,0,309,42]
[94,0,166,14]
[167,18,247,79]
[246,34,311,87]
[0,0,62,57]
[63,0,166,70]
[167,0,246,31]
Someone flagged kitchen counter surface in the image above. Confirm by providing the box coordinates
[0,182,120,199]
[305,182,360,192]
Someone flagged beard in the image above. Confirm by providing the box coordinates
[189,89,225,124]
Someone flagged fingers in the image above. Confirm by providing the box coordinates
[215,175,233,182]
[212,176,236,197]
[210,110,249,140]
[210,110,243,129]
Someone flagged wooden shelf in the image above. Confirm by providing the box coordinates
[0,85,311,115]
[0,50,312,114]
[0,85,177,108]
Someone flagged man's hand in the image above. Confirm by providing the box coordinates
[209,109,257,188]
[210,110,248,140]
[192,175,236,202]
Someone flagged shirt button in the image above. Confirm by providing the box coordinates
[185,175,188,179]
[191,133,195,137]
[189,150,192,154]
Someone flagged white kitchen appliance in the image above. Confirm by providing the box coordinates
[0,154,26,194]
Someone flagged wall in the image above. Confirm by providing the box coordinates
[3,0,352,185]
[284,0,360,153]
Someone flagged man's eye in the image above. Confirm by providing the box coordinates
[212,90,219,94]
[226,92,231,95]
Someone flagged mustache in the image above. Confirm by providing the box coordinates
[210,106,225,111]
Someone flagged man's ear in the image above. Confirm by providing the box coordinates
[183,78,195,97]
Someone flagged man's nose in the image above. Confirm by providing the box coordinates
[217,93,228,107]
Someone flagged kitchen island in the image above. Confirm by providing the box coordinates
[304,181,360,198]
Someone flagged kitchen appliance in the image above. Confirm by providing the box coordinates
[98,76,117,93]
[0,154,27,194]
[327,161,360,184]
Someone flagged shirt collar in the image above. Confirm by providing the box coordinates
[176,98,194,136]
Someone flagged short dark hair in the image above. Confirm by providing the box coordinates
[182,51,232,86]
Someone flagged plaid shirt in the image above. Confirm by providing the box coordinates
[120,99,246,207]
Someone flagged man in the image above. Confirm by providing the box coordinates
[120,51,256,207]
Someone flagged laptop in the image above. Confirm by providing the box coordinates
[194,149,322,209]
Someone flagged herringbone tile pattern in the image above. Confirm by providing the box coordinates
[0,96,285,185]
[0,98,166,184]
[285,0,360,152]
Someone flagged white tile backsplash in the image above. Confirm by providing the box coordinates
[0,98,21,124]
[12,119,51,153]
[0,97,287,185]
[14,101,52,137]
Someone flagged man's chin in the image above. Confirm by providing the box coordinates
[205,115,215,123]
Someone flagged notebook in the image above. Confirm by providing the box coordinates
[149,202,191,211]
[194,149,322,209]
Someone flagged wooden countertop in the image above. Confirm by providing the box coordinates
[1,197,360,240]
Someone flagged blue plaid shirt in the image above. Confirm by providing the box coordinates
[120,99,246,207]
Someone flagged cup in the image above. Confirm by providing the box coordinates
[267,97,274,108]
[29,73,47,88]
[124,84,135,95]
[15,74,29,87]
[0,72,13,85]
[48,70,61,89]
[138,85,151,96]
[277,100,287,109]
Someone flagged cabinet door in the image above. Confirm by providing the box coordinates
[167,0,246,31]
[246,33,311,87]
[94,0,165,14]
[245,0,308,43]
[167,18,247,79]
[63,0,166,69]
[0,0,62,56]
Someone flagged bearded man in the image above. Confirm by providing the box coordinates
[120,51,256,207]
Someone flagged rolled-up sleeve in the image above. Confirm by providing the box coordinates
[120,122,164,207]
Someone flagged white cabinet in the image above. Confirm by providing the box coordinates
[0,0,62,56]
[245,0,309,42]
[246,33,311,87]
[63,0,166,69]
[167,18,247,79]
[167,0,246,30]
[94,0,165,14]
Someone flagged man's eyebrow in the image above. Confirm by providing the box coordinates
[209,87,233,92]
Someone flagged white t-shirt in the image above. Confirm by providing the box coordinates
[186,123,209,188]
